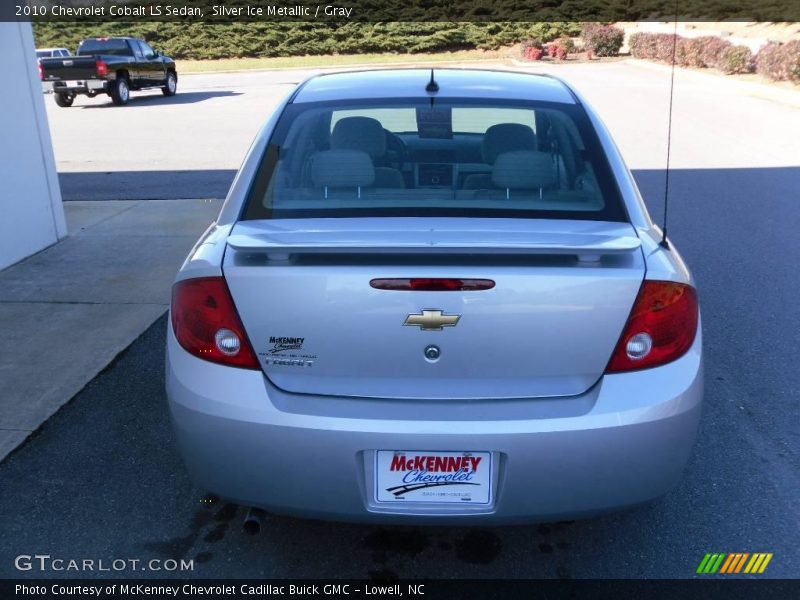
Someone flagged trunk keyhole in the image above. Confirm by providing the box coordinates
[424,345,441,362]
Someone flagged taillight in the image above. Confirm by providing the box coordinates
[171,277,259,369]
[606,281,698,373]
[38,61,43,80]
[96,59,109,76]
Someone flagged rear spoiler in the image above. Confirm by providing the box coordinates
[226,220,641,258]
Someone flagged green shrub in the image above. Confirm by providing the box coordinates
[718,45,754,74]
[756,41,800,82]
[34,22,585,61]
[697,36,732,68]
[528,22,582,44]
[676,37,705,67]
[520,38,544,61]
[788,41,800,83]
[629,32,658,59]
[628,31,763,77]
[652,33,679,62]
[756,42,789,80]
[581,24,624,57]
[546,44,567,60]
[553,36,575,54]
[520,37,544,51]
[629,32,741,70]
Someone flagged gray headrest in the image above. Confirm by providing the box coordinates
[482,123,537,164]
[492,151,556,190]
[311,150,375,188]
[330,117,386,158]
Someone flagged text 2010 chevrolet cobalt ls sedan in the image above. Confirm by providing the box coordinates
[166,69,702,524]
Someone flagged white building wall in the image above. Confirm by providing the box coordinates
[0,22,66,271]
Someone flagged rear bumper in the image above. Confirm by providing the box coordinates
[42,80,107,94]
[166,325,703,524]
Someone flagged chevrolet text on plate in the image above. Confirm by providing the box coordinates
[166,68,703,524]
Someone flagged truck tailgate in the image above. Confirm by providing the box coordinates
[40,56,99,81]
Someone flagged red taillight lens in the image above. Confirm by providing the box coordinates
[370,278,495,291]
[38,61,43,80]
[171,277,259,369]
[96,59,109,77]
[606,281,698,373]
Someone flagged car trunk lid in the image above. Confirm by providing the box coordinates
[223,218,644,399]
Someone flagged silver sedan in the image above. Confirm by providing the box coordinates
[166,69,702,524]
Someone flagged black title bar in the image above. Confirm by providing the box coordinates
[3,0,800,23]
[4,579,800,600]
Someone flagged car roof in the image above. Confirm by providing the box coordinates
[292,68,577,105]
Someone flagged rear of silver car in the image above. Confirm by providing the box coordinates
[166,70,702,523]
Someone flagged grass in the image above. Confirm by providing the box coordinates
[177,50,507,73]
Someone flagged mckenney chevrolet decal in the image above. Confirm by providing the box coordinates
[268,336,305,354]
[260,336,316,367]
[376,452,492,503]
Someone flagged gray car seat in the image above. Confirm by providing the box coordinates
[463,123,538,189]
[491,150,557,199]
[311,149,375,198]
[330,117,405,188]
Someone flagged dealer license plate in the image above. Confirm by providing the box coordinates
[375,451,492,504]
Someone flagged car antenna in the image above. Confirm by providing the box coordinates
[660,0,679,249]
[426,69,439,107]
[425,69,439,92]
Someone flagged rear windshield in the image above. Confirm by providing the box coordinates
[77,39,131,56]
[242,98,626,221]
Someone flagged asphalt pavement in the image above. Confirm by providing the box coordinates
[1,61,797,579]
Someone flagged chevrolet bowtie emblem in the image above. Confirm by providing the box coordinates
[404,309,461,331]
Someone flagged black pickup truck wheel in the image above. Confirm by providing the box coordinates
[54,93,74,107]
[109,76,130,106]
[162,71,177,97]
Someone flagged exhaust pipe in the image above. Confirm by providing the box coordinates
[243,507,266,535]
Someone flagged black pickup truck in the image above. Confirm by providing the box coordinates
[40,37,177,107]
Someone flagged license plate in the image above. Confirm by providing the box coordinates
[375,451,492,504]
